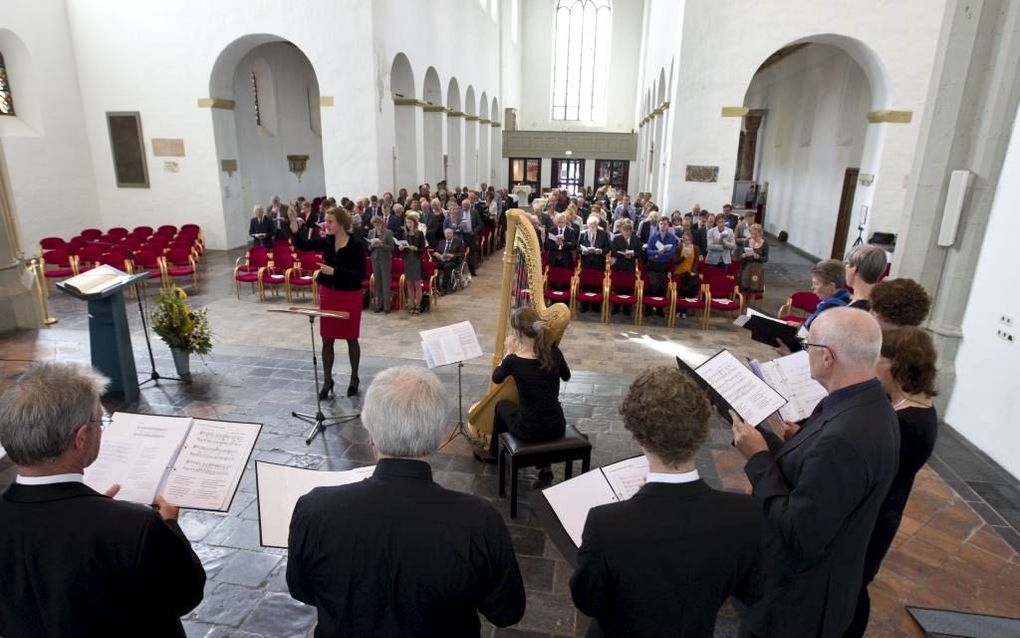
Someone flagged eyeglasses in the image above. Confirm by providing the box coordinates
[88,415,114,430]
[801,342,834,358]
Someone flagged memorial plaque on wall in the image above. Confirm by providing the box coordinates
[106,112,149,188]
[685,165,719,183]
[152,138,185,157]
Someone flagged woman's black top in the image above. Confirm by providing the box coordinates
[610,234,642,272]
[293,231,366,291]
[848,298,871,311]
[493,346,571,429]
[863,405,938,582]
[405,231,426,263]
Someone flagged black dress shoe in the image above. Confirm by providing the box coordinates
[318,380,334,400]
[472,451,498,465]
[346,377,360,397]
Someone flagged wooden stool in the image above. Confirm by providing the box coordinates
[498,425,592,518]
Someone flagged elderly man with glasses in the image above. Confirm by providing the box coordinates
[0,362,206,638]
[729,307,900,637]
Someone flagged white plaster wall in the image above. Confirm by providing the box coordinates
[231,43,325,230]
[744,44,870,260]
[518,0,644,132]
[0,0,101,250]
[657,0,945,244]
[64,0,378,250]
[944,105,1020,480]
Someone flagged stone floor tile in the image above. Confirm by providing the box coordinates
[215,550,281,588]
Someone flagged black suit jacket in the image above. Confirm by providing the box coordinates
[571,480,762,638]
[544,225,578,269]
[578,229,611,271]
[0,481,206,638]
[287,459,525,638]
[249,215,274,247]
[742,379,899,637]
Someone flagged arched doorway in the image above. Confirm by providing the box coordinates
[446,78,462,187]
[209,35,325,248]
[390,53,418,193]
[422,67,443,186]
[739,37,888,259]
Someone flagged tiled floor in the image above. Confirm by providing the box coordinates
[1,242,1017,637]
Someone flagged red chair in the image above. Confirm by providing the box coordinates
[778,291,821,325]
[361,256,373,305]
[76,245,105,272]
[40,250,77,294]
[704,275,744,329]
[389,257,406,310]
[544,267,574,308]
[98,252,131,272]
[119,236,142,250]
[39,237,66,252]
[574,268,608,321]
[106,227,129,239]
[233,247,268,299]
[607,270,640,324]
[161,248,198,292]
[141,242,168,257]
[80,228,102,241]
[420,259,438,309]
[130,250,163,288]
[699,263,729,281]
[132,225,154,238]
[157,225,178,235]
[261,252,293,301]
[638,271,676,327]
[287,253,320,303]
[180,223,201,235]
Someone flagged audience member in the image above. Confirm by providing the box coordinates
[401,212,425,315]
[738,223,768,297]
[248,205,274,247]
[734,211,756,249]
[544,212,578,271]
[571,366,762,638]
[869,278,931,328]
[843,244,889,310]
[367,216,396,313]
[645,217,678,313]
[0,362,206,637]
[705,214,736,267]
[846,327,939,638]
[731,308,899,637]
[288,367,526,636]
[578,215,610,271]
[802,259,850,328]
[435,226,465,293]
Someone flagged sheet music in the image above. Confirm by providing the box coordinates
[256,462,376,548]
[695,350,788,426]
[542,470,619,547]
[162,419,261,511]
[601,455,649,500]
[85,413,190,504]
[419,320,483,368]
[755,352,827,422]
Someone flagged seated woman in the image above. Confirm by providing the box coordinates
[802,259,849,328]
[401,212,425,315]
[846,327,939,637]
[477,307,571,485]
[738,223,769,300]
[843,244,888,310]
[673,230,701,313]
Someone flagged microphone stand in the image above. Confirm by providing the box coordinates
[124,247,183,388]
[292,314,359,445]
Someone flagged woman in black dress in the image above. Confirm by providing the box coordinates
[477,306,571,483]
[846,326,939,637]
[288,206,367,398]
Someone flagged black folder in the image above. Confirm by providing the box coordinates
[739,313,802,351]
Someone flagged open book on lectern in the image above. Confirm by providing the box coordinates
[255,461,376,548]
[529,455,649,566]
[84,412,261,512]
[420,320,483,368]
[675,350,787,427]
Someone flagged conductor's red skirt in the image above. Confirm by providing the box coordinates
[318,287,362,340]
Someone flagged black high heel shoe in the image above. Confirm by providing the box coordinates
[346,377,360,397]
[318,380,334,400]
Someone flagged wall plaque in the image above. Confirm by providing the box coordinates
[152,138,185,157]
[106,112,149,188]
[685,165,719,183]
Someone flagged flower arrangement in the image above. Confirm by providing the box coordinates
[151,286,212,355]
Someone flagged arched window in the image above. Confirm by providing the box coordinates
[0,53,14,116]
[551,0,612,122]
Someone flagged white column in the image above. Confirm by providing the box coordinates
[490,122,502,188]
[0,147,42,331]
[478,119,491,189]
[464,115,479,189]
[423,105,445,185]
[446,110,463,188]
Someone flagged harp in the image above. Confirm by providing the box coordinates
[467,208,571,444]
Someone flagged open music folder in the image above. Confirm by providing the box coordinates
[419,320,483,368]
[675,350,788,426]
[529,456,649,566]
[84,412,261,512]
[733,307,802,351]
[748,351,828,422]
[255,461,377,548]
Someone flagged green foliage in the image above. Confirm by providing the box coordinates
[151,286,212,355]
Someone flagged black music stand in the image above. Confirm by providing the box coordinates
[268,308,360,444]
[439,361,470,449]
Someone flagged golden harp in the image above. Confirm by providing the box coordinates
[467,208,571,444]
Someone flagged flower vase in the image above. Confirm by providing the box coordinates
[170,347,192,381]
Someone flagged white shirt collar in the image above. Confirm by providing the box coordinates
[15,473,85,486]
[645,469,700,484]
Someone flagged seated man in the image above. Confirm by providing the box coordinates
[287,366,526,637]
[434,226,465,293]
[0,362,206,638]
[571,366,762,637]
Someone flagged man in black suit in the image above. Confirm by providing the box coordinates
[287,366,526,637]
[571,366,762,638]
[0,362,206,638]
[248,205,274,247]
[730,307,899,637]
[544,212,578,270]
[434,227,465,293]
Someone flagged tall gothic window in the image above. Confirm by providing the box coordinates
[551,0,612,123]
[250,70,261,126]
[0,53,14,116]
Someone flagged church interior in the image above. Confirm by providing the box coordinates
[1,1,1019,636]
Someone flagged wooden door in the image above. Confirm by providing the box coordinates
[832,168,858,259]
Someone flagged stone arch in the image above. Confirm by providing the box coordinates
[0,29,41,136]
[446,78,462,187]
[422,67,443,184]
[390,53,419,192]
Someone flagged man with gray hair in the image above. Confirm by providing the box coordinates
[0,362,206,637]
[730,308,899,637]
[287,366,525,637]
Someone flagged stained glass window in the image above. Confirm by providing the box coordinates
[551,0,612,122]
[0,53,14,116]
[250,71,261,126]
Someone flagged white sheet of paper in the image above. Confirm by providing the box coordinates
[756,352,827,422]
[542,470,619,547]
[695,350,788,426]
[395,239,409,250]
[419,320,483,368]
[256,462,376,548]
[162,419,261,511]
[62,264,134,296]
[655,241,666,252]
[601,455,649,500]
[84,413,190,504]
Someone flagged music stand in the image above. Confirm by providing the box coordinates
[268,308,360,444]
[439,361,470,450]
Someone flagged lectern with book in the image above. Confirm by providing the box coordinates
[57,265,150,402]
